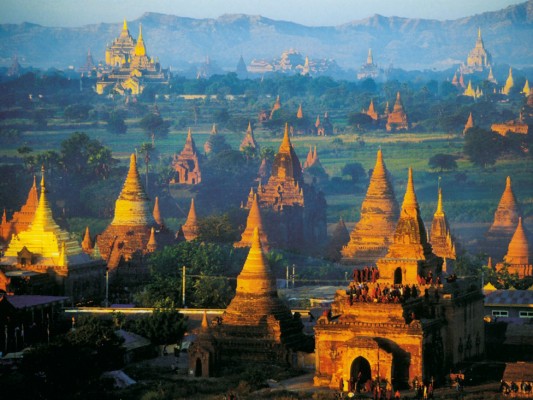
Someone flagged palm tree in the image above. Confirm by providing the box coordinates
[139,142,154,192]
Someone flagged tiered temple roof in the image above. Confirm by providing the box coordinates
[270,95,281,119]
[485,176,521,260]
[0,176,39,244]
[234,193,269,251]
[430,188,456,261]
[204,124,217,154]
[341,149,399,264]
[376,168,441,285]
[171,129,202,185]
[386,92,408,132]
[178,199,200,241]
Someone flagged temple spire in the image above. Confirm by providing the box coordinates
[123,19,128,32]
[403,167,418,209]
[134,24,146,57]
[235,193,269,250]
[505,217,529,265]
[147,227,157,252]
[280,123,291,152]
[180,198,199,241]
[81,226,94,252]
[367,48,373,65]
[435,188,444,216]
[153,196,164,226]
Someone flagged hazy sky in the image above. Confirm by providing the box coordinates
[2,0,525,27]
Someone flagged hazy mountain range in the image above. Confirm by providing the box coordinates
[0,0,532,72]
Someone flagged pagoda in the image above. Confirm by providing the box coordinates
[81,226,94,254]
[522,80,531,97]
[497,218,532,279]
[296,104,304,119]
[461,28,492,74]
[96,154,174,278]
[342,149,399,265]
[484,177,521,260]
[248,123,327,250]
[239,121,259,152]
[316,112,333,136]
[96,21,170,95]
[204,124,217,155]
[326,217,351,261]
[365,99,378,121]
[270,95,281,119]
[376,168,442,285]
[1,171,105,301]
[463,80,478,98]
[189,227,311,377]
[463,112,475,135]
[171,128,202,185]
[429,188,456,266]
[234,193,269,250]
[0,176,39,244]
[386,92,408,132]
[488,67,497,84]
[502,67,514,95]
[178,199,200,241]
[357,48,381,80]
[236,55,248,78]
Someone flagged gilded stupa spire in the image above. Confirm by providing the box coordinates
[111,154,154,227]
[123,19,128,32]
[235,193,269,250]
[435,188,444,216]
[402,167,419,209]
[430,187,456,259]
[464,112,474,135]
[1,209,6,225]
[280,123,291,152]
[503,67,514,95]
[505,217,529,265]
[153,196,164,226]
[134,24,147,57]
[147,227,157,252]
[180,198,199,241]
[81,226,94,253]
[201,310,209,330]
[235,227,275,295]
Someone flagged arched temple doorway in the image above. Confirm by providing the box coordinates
[394,267,402,285]
[351,356,371,392]
[194,358,202,377]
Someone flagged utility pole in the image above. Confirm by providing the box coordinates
[292,265,296,288]
[286,266,289,289]
[182,266,186,307]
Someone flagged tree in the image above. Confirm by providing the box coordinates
[464,127,504,168]
[205,134,231,156]
[139,112,170,140]
[342,162,366,183]
[428,154,458,172]
[106,111,127,134]
[128,309,187,345]
[192,275,234,308]
[139,142,154,191]
[63,103,92,121]
[197,214,240,243]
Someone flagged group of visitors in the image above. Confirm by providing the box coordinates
[353,266,379,283]
[500,380,533,396]
[346,282,419,305]
[339,376,401,399]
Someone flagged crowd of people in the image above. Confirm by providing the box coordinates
[346,281,419,305]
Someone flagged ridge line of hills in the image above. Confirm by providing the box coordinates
[0,0,532,72]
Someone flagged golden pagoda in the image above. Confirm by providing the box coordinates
[96,154,174,274]
[451,72,459,86]
[1,171,105,300]
[498,218,532,278]
[0,176,39,244]
[463,112,475,135]
[503,67,514,95]
[146,227,157,253]
[178,198,200,241]
[234,193,269,251]
[484,176,521,260]
[239,121,259,152]
[188,227,311,377]
[171,128,202,185]
[522,80,531,97]
[386,92,408,132]
[341,149,399,264]
[430,188,456,263]
[376,168,441,285]
[463,80,477,98]
[97,21,169,95]
[462,27,492,74]
[365,99,378,121]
